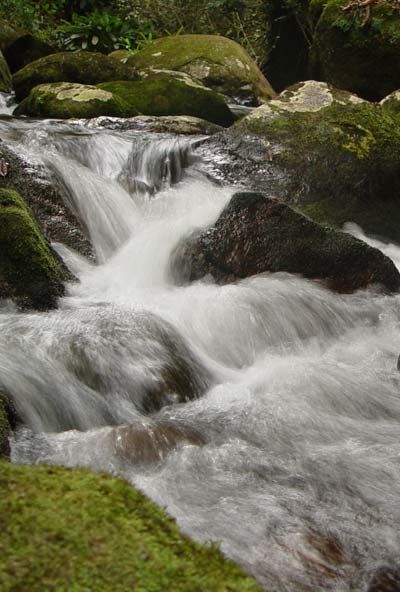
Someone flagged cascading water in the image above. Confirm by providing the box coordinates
[1,112,400,592]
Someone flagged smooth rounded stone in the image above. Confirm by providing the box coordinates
[12,51,139,101]
[14,82,131,119]
[98,75,234,127]
[0,188,67,310]
[127,34,275,105]
[206,84,400,243]
[0,141,93,260]
[0,50,11,92]
[310,0,400,101]
[171,192,400,294]
[0,19,54,73]
[109,419,205,465]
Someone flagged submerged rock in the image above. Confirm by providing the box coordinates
[0,19,54,73]
[0,188,67,309]
[0,462,262,592]
[310,0,400,101]
[15,82,130,119]
[98,75,234,126]
[205,81,400,243]
[110,419,205,465]
[172,192,400,293]
[127,34,275,105]
[0,50,11,92]
[12,51,139,101]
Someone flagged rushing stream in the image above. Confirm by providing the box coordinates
[1,109,400,591]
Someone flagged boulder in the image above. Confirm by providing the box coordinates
[98,74,234,126]
[0,19,54,73]
[380,89,400,116]
[15,82,130,119]
[171,192,400,293]
[12,51,139,101]
[0,462,263,592]
[206,81,400,243]
[0,141,92,259]
[310,0,400,101]
[0,50,11,92]
[0,188,67,309]
[127,34,275,105]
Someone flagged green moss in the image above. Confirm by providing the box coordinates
[15,82,129,119]
[240,101,400,241]
[12,51,139,101]
[99,77,234,126]
[127,34,274,102]
[0,188,65,309]
[0,462,263,592]
[310,0,400,99]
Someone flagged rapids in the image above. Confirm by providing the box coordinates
[1,111,400,591]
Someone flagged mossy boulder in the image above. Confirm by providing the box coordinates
[0,19,54,74]
[127,34,275,105]
[99,75,234,126]
[15,82,131,119]
[212,81,400,243]
[310,0,400,100]
[0,50,11,92]
[0,188,66,309]
[109,49,131,61]
[12,51,139,101]
[0,462,262,592]
[172,192,400,293]
[380,89,400,116]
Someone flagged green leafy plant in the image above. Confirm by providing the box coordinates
[56,10,140,52]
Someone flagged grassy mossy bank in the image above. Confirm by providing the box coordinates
[310,0,400,100]
[15,82,130,119]
[0,462,263,592]
[12,51,139,101]
[0,188,66,309]
[99,77,234,126]
[239,97,400,242]
[127,34,275,104]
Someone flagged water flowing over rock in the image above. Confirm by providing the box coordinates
[171,191,400,293]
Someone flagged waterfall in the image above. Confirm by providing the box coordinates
[1,115,400,592]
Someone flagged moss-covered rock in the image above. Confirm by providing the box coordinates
[380,89,400,116]
[215,82,400,242]
[0,19,54,74]
[0,188,66,309]
[127,34,275,105]
[0,462,262,592]
[0,50,11,92]
[99,76,234,126]
[12,51,139,101]
[310,0,400,100]
[108,49,131,61]
[172,192,400,293]
[15,82,131,119]
[0,142,93,259]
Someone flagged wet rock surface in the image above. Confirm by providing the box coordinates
[172,191,400,293]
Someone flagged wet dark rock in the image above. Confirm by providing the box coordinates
[110,419,205,465]
[0,49,11,92]
[202,82,400,244]
[0,392,12,460]
[0,142,93,259]
[171,192,400,294]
